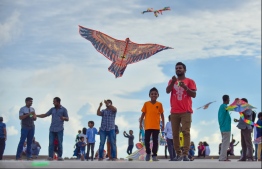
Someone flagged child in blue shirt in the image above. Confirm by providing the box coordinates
[86,121,98,161]
[78,136,87,161]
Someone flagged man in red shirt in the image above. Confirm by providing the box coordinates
[166,62,197,161]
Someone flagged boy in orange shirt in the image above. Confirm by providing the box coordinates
[139,87,165,161]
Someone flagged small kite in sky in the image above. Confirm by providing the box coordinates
[226,98,256,112]
[197,101,216,110]
[142,7,171,17]
[79,25,173,78]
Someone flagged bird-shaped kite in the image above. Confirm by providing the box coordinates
[79,25,172,78]
[196,101,216,110]
[142,7,171,17]
[226,98,261,128]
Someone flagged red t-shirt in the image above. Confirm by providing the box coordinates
[168,78,197,113]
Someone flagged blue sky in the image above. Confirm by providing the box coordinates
[0,0,261,159]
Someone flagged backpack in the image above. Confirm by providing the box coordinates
[251,111,256,128]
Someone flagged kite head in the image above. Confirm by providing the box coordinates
[125,38,130,43]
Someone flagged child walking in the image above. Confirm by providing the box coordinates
[164,115,176,161]
[86,121,98,161]
[139,87,165,161]
[78,137,87,161]
[123,130,134,155]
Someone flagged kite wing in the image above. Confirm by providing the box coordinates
[142,8,154,14]
[79,25,126,62]
[197,101,216,110]
[123,40,172,65]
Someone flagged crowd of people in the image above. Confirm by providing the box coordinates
[0,62,261,162]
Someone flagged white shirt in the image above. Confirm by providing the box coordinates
[164,122,173,139]
[78,133,87,143]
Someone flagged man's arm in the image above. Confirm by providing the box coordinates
[97,102,103,116]
[3,127,6,141]
[37,142,41,149]
[166,76,176,94]
[36,114,48,118]
[233,141,239,146]
[179,81,196,98]
[161,113,165,131]
[139,113,145,129]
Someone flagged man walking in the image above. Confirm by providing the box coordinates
[36,97,69,161]
[166,62,197,161]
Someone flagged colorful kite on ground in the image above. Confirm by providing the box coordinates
[142,7,171,17]
[196,101,216,110]
[79,25,173,78]
[226,98,256,112]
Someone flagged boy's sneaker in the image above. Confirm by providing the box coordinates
[174,156,183,161]
[152,156,159,161]
[145,154,150,161]
[57,157,64,161]
[183,156,190,161]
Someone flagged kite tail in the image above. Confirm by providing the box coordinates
[108,62,127,78]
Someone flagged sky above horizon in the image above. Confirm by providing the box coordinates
[0,0,261,159]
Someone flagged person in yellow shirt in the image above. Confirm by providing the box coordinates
[139,87,165,161]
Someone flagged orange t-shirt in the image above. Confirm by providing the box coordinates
[141,101,164,130]
[168,78,197,113]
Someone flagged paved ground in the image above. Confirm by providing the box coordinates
[0,159,261,168]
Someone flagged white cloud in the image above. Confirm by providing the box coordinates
[7,126,19,136]
[0,11,22,47]
[200,120,216,126]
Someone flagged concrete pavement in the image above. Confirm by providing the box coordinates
[0,159,261,168]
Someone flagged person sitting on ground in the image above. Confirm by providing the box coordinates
[203,141,210,156]
[21,141,27,157]
[198,141,205,158]
[31,137,41,158]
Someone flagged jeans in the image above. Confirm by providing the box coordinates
[31,147,40,156]
[170,113,192,156]
[167,138,176,160]
[86,143,95,159]
[0,138,5,160]
[127,145,133,155]
[48,130,63,158]
[254,144,258,160]
[99,129,116,159]
[16,127,35,159]
[145,129,159,156]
